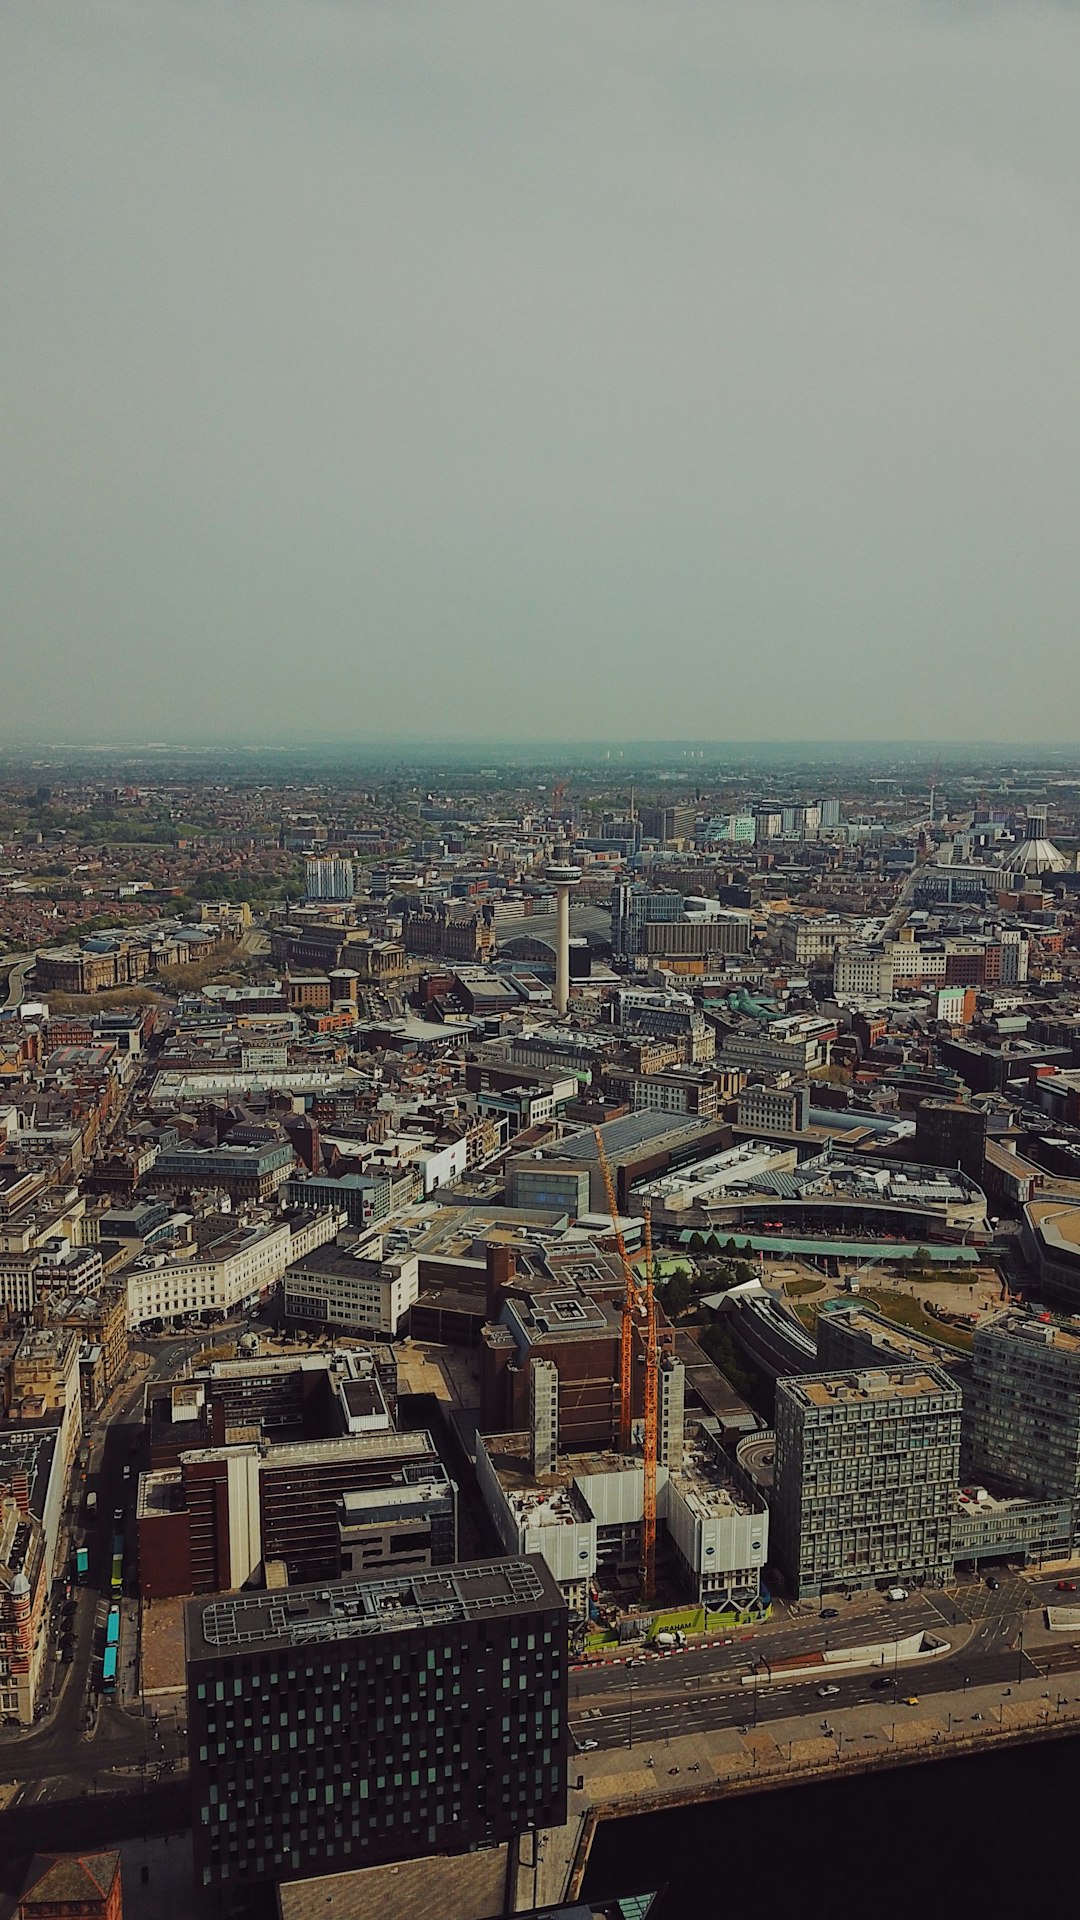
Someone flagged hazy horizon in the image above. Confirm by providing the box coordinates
[3,2,1079,746]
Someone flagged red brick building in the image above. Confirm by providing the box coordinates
[15,1853,122,1920]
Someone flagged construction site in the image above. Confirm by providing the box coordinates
[473,1132,771,1636]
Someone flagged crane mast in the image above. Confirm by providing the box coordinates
[641,1205,659,1605]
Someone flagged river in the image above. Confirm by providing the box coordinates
[582,1734,1076,1915]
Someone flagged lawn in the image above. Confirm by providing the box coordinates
[859,1286,974,1350]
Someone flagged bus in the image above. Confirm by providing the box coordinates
[105,1605,120,1649]
[74,1546,89,1584]
[101,1644,118,1694]
[110,1552,123,1596]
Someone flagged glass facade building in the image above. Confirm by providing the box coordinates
[186,1556,568,1889]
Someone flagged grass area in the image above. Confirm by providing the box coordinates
[907,1270,981,1286]
[793,1303,821,1332]
[784,1276,823,1298]
[859,1285,974,1350]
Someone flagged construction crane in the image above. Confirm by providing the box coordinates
[640,1206,659,1606]
[593,1128,640,1453]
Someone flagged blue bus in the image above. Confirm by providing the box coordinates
[105,1605,120,1649]
[101,1644,118,1693]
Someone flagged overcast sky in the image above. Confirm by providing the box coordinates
[2,1,1078,746]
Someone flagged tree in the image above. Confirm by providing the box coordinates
[698,1321,756,1399]
[661,1268,692,1321]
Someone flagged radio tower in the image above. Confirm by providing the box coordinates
[547,843,581,1017]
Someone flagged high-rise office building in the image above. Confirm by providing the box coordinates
[913,1099,987,1185]
[774,1366,961,1598]
[609,883,684,959]
[186,1557,568,1889]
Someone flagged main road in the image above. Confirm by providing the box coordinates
[569,1570,1075,1753]
[1,950,37,1009]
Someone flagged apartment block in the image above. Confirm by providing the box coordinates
[965,1317,1080,1520]
[774,1366,961,1598]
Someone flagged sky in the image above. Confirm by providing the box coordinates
[1,0,1079,747]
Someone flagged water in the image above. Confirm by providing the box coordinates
[582,1735,1078,1916]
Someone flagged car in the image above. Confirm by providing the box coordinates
[578,1737,599,1750]
[902,1696,920,1706]
[986,1576,1000,1591]
[816,1684,841,1697]
[820,1607,839,1619]
[1056,1580,1077,1592]
[113,1505,124,1522]
[870,1674,893,1690]
[885,1586,908,1602]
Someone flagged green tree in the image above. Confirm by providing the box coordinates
[661,1268,692,1321]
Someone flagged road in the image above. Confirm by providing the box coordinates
[0,1334,207,1790]
[1,950,37,1009]
[569,1571,1074,1754]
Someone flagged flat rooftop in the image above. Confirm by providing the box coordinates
[553,1111,712,1160]
[819,1300,964,1366]
[185,1556,561,1657]
[789,1366,955,1409]
[177,1431,434,1473]
[1028,1197,1080,1251]
[482,1429,642,1495]
[0,1426,59,1521]
[505,1289,617,1343]
[984,1313,1080,1354]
